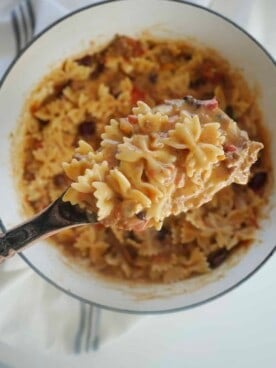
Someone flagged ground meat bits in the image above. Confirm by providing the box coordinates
[78,121,96,137]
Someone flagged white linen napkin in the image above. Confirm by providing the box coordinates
[0,0,273,358]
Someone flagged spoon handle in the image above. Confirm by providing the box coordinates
[0,196,97,262]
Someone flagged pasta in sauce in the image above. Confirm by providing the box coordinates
[63,97,262,231]
[16,35,271,283]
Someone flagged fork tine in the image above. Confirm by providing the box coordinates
[18,2,28,46]
[11,8,21,54]
[25,0,35,38]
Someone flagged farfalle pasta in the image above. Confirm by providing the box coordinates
[63,97,262,231]
[16,35,271,283]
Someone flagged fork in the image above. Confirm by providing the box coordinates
[11,0,35,54]
[0,193,97,262]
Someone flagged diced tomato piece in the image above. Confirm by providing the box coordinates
[124,37,144,57]
[127,114,138,124]
[201,97,218,110]
[224,144,237,153]
[131,87,146,105]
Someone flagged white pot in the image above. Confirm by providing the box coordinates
[0,0,275,313]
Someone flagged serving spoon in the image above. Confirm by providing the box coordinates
[0,193,97,262]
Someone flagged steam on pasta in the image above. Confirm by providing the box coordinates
[63,96,263,231]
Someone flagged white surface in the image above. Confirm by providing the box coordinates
[0,0,275,367]
[0,254,276,368]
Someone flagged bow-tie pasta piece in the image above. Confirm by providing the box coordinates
[63,96,263,231]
